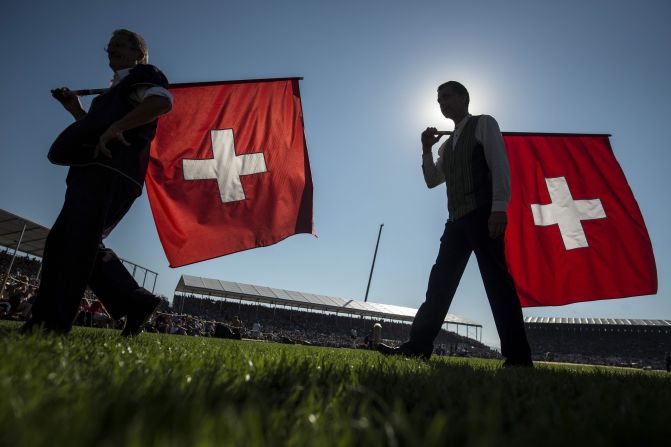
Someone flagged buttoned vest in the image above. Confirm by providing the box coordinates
[49,64,169,195]
[442,115,492,220]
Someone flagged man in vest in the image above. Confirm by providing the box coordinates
[22,29,172,336]
[379,81,532,367]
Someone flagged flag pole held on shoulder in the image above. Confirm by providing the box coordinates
[69,76,306,96]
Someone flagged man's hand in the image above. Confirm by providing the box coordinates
[488,211,507,239]
[95,123,130,159]
[93,96,171,159]
[51,87,86,120]
[421,127,442,153]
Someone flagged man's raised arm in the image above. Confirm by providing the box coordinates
[96,95,172,158]
[421,126,446,188]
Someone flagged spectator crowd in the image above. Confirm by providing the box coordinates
[4,250,670,369]
[525,323,671,370]
[171,294,499,357]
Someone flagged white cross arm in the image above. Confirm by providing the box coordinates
[182,129,267,203]
[531,176,606,250]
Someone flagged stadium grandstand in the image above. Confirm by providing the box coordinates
[0,208,158,293]
[174,274,482,337]
[1,207,492,357]
[524,316,671,370]
[172,274,497,357]
[1,208,160,327]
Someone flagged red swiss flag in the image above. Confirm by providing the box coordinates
[146,78,314,267]
[503,133,657,307]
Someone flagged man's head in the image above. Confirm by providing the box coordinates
[437,81,469,121]
[106,29,148,71]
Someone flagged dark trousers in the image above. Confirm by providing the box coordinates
[409,208,531,361]
[30,165,148,332]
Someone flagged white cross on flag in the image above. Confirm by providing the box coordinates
[182,129,268,203]
[146,78,314,267]
[530,176,606,250]
[503,133,657,307]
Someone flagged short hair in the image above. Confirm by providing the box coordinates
[438,81,470,106]
[112,29,148,64]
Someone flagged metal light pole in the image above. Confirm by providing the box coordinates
[364,223,384,302]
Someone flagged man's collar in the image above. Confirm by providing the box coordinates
[111,67,132,86]
[454,113,472,130]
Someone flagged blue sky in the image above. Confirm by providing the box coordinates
[1,0,669,347]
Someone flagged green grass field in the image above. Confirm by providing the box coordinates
[1,321,669,446]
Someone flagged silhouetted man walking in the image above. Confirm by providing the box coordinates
[379,81,532,366]
[23,29,172,336]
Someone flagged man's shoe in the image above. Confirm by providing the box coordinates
[377,342,432,360]
[502,358,534,368]
[376,343,399,355]
[121,294,162,337]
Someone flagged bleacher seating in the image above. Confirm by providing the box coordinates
[525,322,671,370]
[172,293,499,358]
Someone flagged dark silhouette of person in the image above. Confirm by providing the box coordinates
[231,316,242,338]
[378,81,532,366]
[23,29,172,336]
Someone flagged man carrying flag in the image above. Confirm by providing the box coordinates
[378,81,533,366]
[23,29,172,336]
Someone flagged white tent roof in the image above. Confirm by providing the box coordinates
[175,274,481,327]
[524,316,671,327]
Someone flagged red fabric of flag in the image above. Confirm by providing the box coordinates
[503,134,657,307]
[146,79,314,267]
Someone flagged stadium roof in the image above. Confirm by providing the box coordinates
[524,316,671,327]
[0,208,49,258]
[0,208,158,291]
[175,274,481,327]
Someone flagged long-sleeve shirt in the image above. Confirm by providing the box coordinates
[112,67,173,104]
[422,114,510,213]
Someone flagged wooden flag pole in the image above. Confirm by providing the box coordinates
[70,88,108,96]
[68,76,307,96]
